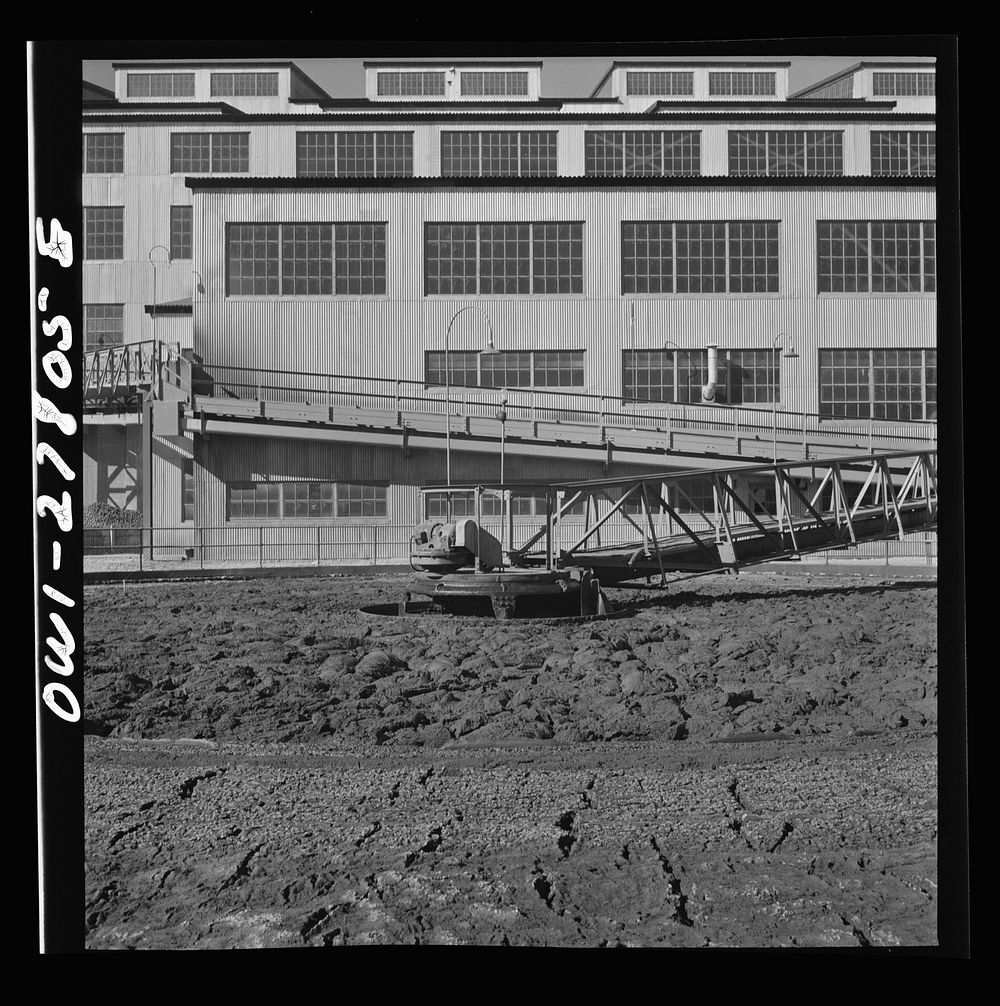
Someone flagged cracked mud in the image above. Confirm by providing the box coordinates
[84,570,938,948]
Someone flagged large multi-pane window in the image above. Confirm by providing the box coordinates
[623,348,778,405]
[170,132,250,173]
[83,304,124,352]
[226,223,386,296]
[625,71,695,96]
[170,205,192,260]
[872,72,935,96]
[459,71,528,96]
[817,221,936,293]
[425,222,583,295]
[585,131,700,176]
[870,131,936,176]
[819,349,937,421]
[126,72,195,98]
[425,349,585,388]
[84,133,124,173]
[83,207,124,260]
[622,221,779,294]
[708,71,776,96]
[210,72,279,97]
[228,482,387,519]
[440,131,557,177]
[296,132,414,177]
[728,131,843,176]
[377,71,445,96]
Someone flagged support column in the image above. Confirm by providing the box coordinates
[141,396,153,561]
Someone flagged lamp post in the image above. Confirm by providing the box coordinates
[148,245,172,338]
[771,335,799,463]
[443,306,496,495]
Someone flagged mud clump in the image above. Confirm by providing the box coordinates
[83,572,937,746]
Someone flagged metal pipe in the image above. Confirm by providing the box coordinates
[702,342,718,403]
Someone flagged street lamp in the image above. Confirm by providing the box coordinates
[443,306,496,493]
[771,335,800,462]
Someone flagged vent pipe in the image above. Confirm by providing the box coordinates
[701,343,718,403]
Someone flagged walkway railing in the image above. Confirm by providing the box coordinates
[191,361,937,455]
[83,341,191,401]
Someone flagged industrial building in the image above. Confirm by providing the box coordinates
[80,55,938,563]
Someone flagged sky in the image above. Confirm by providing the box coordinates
[80,53,919,99]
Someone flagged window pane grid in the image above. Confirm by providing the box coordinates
[210,72,279,97]
[519,132,558,176]
[623,221,777,293]
[871,221,922,293]
[460,71,529,96]
[226,223,385,296]
[169,205,193,260]
[727,221,779,293]
[334,223,387,295]
[625,71,694,96]
[729,130,842,176]
[425,351,479,387]
[871,131,936,176]
[817,220,870,292]
[532,222,584,294]
[336,132,376,177]
[819,348,935,420]
[295,132,413,177]
[83,207,124,260]
[171,133,211,172]
[480,351,532,388]
[425,222,582,295]
[481,132,520,176]
[229,482,385,519]
[83,304,124,352]
[818,220,935,293]
[623,348,776,405]
[669,478,716,514]
[675,222,728,293]
[282,224,333,295]
[426,350,584,388]
[709,71,776,95]
[424,223,478,294]
[533,350,585,387]
[84,133,124,173]
[296,132,337,175]
[480,223,531,294]
[127,72,194,97]
[872,72,935,96]
[622,221,673,294]
[377,71,445,96]
[172,133,249,173]
[585,131,700,177]
[212,133,250,173]
[441,131,557,177]
[227,224,280,295]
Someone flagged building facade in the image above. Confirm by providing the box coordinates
[81,57,938,560]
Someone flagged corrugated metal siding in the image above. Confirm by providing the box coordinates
[82,120,937,352]
[193,185,935,414]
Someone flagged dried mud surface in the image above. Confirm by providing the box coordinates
[84,570,938,949]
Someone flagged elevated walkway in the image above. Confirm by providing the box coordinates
[81,343,937,467]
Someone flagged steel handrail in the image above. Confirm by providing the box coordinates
[191,361,938,440]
